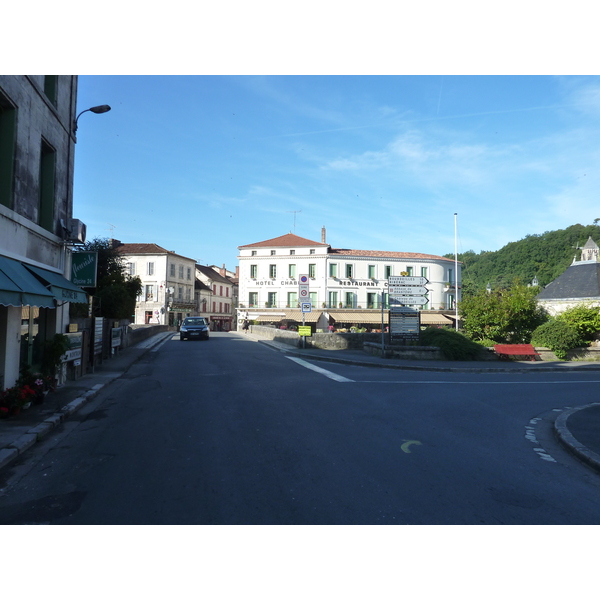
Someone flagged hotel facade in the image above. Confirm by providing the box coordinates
[237,230,461,328]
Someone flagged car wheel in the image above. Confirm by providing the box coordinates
[180,335,185,341]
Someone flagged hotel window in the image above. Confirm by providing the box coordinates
[0,92,16,208]
[310,249,315,254]
[329,263,338,277]
[269,264,277,278]
[367,292,377,309]
[250,264,258,278]
[328,291,338,308]
[385,266,392,279]
[251,251,257,256]
[406,266,414,276]
[310,292,317,305]
[421,267,428,278]
[270,250,276,255]
[308,264,316,278]
[38,139,56,232]
[287,292,297,307]
[267,292,277,307]
[345,292,354,308]
[179,265,184,278]
[147,262,154,276]
[345,264,353,278]
[249,292,258,307]
[170,264,175,277]
[289,264,296,278]
[368,265,376,279]
[290,250,295,255]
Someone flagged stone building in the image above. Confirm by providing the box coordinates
[114,242,197,326]
[0,76,88,389]
[536,237,600,316]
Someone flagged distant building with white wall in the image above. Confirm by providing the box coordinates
[237,229,460,328]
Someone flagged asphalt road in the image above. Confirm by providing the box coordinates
[1,332,600,524]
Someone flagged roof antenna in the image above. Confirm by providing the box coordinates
[287,210,301,233]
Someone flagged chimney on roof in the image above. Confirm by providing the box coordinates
[321,226,326,244]
[109,238,121,249]
[220,264,226,276]
[235,266,239,278]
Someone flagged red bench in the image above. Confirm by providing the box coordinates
[493,344,540,361]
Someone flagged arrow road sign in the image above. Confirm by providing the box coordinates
[389,296,428,305]
[389,286,428,295]
[388,276,428,286]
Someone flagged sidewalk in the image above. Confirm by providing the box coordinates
[1,330,599,476]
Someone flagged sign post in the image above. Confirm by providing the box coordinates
[387,276,429,343]
[299,275,309,348]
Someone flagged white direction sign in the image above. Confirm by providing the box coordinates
[388,276,428,286]
[389,286,428,295]
[389,296,428,305]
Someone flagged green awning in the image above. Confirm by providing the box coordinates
[24,264,88,304]
[0,268,22,306]
[0,256,55,308]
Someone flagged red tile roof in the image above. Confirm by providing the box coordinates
[329,248,457,262]
[114,243,195,261]
[239,233,327,249]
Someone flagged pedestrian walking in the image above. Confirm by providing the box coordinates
[242,318,249,333]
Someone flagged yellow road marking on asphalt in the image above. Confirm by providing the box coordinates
[401,440,422,453]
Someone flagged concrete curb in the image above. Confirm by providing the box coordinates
[0,331,171,475]
[256,339,600,373]
[554,403,600,473]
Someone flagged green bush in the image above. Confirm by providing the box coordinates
[475,338,497,347]
[531,319,584,359]
[420,327,489,361]
[556,305,600,341]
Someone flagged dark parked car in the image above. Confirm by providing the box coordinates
[180,317,210,341]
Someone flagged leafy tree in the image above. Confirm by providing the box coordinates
[458,282,548,343]
[555,304,600,340]
[531,319,584,359]
[70,238,142,320]
[420,327,489,361]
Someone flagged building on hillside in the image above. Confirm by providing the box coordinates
[237,229,460,329]
[113,242,197,325]
[195,265,234,331]
[0,76,89,389]
[536,237,600,316]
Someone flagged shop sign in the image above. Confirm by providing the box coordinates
[72,252,98,287]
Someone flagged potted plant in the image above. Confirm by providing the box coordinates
[41,333,70,387]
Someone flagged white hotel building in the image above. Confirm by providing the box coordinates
[237,230,461,328]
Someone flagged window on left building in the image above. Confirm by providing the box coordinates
[38,139,56,232]
[0,91,16,208]
[147,262,154,275]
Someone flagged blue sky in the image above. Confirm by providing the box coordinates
[73,75,600,270]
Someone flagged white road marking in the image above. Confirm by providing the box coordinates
[286,357,355,382]
[353,380,600,384]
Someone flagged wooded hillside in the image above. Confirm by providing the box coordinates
[445,223,600,297]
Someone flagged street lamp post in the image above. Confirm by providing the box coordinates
[73,104,111,140]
